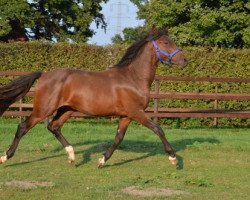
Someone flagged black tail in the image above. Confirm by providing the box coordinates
[0,72,42,116]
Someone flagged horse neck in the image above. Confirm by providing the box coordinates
[128,43,158,89]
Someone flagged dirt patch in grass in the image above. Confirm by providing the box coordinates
[3,180,55,189]
[122,186,187,197]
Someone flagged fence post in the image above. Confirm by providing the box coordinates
[19,98,22,123]
[213,85,218,127]
[153,79,159,124]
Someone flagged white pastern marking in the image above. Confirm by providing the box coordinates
[65,146,75,162]
[168,156,177,165]
[0,155,7,163]
[98,156,105,166]
[168,156,176,161]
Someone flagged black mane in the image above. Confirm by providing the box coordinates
[113,29,168,67]
[113,36,148,67]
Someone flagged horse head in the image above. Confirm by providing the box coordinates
[149,27,188,68]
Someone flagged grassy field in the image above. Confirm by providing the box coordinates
[0,118,249,200]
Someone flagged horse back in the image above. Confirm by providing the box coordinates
[34,68,148,116]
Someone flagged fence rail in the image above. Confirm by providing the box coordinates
[1,71,250,124]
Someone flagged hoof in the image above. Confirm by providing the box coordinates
[0,155,7,164]
[98,157,105,168]
[169,156,177,165]
[68,158,75,165]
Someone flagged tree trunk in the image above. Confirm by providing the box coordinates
[0,19,28,42]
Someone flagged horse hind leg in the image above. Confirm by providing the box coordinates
[0,96,60,164]
[0,114,44,164]
[47,106,75,164]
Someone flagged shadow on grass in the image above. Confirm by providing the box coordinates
[74,137,219,170]
[5,137,220,170]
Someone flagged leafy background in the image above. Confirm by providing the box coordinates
[0,42,249,127]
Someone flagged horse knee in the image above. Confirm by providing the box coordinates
[15,122,27,139]
[47,122,58,132]
[19,122,26,131]
[47,122,61,136]
[151,124,164,136]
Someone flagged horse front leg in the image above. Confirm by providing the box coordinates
[47,107,74,164]
[129,110,177,165]
[98,117,131,168]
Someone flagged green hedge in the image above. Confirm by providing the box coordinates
[155,47,250,127]
[0,42,249,127]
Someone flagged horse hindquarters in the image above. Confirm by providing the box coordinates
[0,70,70,164]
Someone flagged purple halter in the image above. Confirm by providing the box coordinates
[152,40,182,65]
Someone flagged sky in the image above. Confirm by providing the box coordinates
[88,0,144,46]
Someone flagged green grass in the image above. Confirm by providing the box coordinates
[0,119,249,200]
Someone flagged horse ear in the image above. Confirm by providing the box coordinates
[145,25,160,41]
[151,25,159,36]
[141,31,148,39]
[165,28,169,35]
[158,28,169,36]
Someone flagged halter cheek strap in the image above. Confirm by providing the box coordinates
[152,40,182,65]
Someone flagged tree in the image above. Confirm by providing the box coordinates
[120,0,250,48]
[0,0,108,42]
[111,26,145,44]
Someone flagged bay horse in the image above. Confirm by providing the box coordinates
[0,28,188,167]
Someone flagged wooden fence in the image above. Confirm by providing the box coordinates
[1,71,250,125]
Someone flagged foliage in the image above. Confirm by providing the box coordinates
[127,0,250,48]
[0,0,108,42]
[111,26,145,44]
[0,42,249,76]
[0,42,249,127]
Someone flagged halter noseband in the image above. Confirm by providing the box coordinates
[152,40,182,65]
